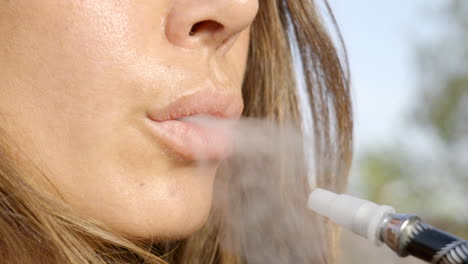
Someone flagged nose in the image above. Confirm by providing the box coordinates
[164,0,258,52]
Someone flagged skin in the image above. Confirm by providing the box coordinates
[0,0,258,239]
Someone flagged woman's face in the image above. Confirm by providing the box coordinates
[0,0,258,239]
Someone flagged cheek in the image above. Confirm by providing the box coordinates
[0,0,254,240]
[0,1,219,239]
[0,0,170,161]
[224,28,251,86]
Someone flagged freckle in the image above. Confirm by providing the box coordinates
[139,183,145,187]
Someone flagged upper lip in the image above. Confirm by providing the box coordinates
[147,89,244,122]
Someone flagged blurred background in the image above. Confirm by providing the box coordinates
[325,0,468,263]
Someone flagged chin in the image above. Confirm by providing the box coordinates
[118,201,213,241]
[93,167,217,241]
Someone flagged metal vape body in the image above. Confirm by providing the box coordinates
[379,214,468,264]
[308,188,468,264]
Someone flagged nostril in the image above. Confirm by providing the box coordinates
[189,20,224,36]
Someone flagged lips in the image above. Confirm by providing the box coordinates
[146,90,243,161]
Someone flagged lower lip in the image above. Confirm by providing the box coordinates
[145,118,234,161]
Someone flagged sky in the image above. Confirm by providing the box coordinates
[327,0,444,153]
[325,3,460,262]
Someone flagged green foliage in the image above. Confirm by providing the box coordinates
[358,0,468,239]
[417,76,467,142]
[360,150,405,202]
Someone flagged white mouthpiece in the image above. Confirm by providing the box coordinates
[308,188,395,245]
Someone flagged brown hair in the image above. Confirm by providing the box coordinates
[0,0,352,263]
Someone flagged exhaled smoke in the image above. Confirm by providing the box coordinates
[183,115,331,263]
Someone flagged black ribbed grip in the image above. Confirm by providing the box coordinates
[405,223,468,264]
